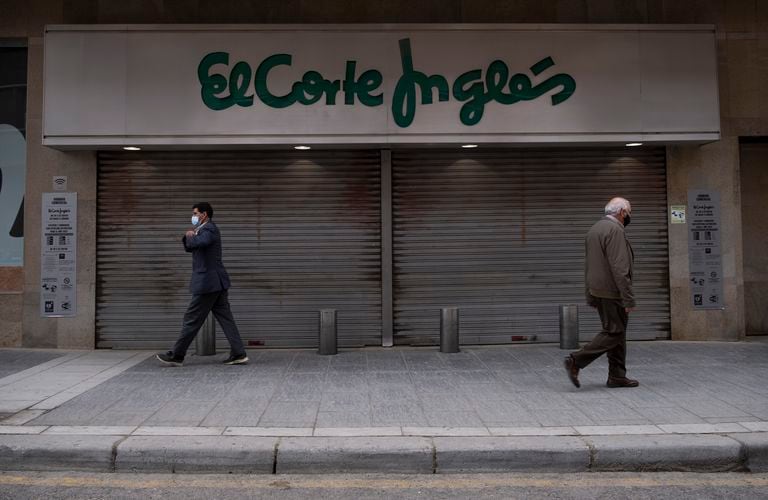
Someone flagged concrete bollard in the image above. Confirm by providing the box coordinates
[319,309,338,355]
[440,307,460,353]
[559,304,579,350]
[195,312,216,356]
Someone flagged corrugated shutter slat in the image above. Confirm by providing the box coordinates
[97,151,382,349]
[391,148,670,345]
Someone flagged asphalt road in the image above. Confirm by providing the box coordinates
[1,472,767,499]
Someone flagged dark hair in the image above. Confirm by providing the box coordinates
[192,202,214,218]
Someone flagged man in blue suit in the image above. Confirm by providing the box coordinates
[156,202,248,366]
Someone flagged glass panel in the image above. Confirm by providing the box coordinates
[0,46,27,266]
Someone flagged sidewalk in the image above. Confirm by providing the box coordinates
[1,341,767,473]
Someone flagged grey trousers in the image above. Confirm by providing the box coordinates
[171,289,246,358]
[570,297,628,378]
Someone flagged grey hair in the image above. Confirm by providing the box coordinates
[604,197,630,216]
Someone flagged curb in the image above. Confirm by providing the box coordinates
[0,433,764,473]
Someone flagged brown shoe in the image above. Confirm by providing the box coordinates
[606,377,639,388]
[563,356,580,388]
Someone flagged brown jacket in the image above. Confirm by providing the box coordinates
[585,216,635,308]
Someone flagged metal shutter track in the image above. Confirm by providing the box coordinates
[97,151,381,349]
[392,148,670,345]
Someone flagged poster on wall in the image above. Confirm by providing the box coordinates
[40,192,76,317]
[687,190,724,310]
[0,46,28,266]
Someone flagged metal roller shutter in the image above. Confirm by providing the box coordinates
[392,147,670,345]
[97,151,382,349]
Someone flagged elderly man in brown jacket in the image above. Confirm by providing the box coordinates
[564,197,639,389]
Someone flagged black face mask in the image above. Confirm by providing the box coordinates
[623,213,631,227]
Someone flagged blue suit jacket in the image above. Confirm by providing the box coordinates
[182,221,232,295]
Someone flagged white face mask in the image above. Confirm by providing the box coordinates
[191,215,200,226]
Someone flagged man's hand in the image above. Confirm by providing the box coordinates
[185,230,195,238]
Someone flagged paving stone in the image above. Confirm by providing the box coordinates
[402,352,446,371]
[574,424,661,435]
[133,426,225,436]
[314,427,401,437]
[323,372,369,392]
[705,416,761,424]
[571,398,645,423]
[633,406,707,424]
[410,372,458,393]
[200,406,268,427]
[403,426,489,436]
[88,409,160,426]
[0,350,65,379]
[272,384,324,402]
[225,427,313,436]
[365,353,406,371]
[437,353,488,371]
[259,402,319,427]
[473,400,535,423]
[418,393,472,412]
[143,400,219,427]
[288,354,330,373]
[675,398,753,419]
[742,422,768,432]
[520,392,576,411]
[452,370,497,384]
[533,408,595,427]
[459,383,518,401]
[0,426,48,434]
[423,411,485,427]
[44,426,136,435]
[657,423,751,434]
[489,426,576,436]
[366,371,411,385]
[0,409,46,425]
[0,401,38,413]
[316,411,372,428]
[319,392,370,412]
[608,388,678,409]
[370,403,427,427]
[369,385,419,403]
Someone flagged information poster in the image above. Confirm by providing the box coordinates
[687,190,723,309]
[41,192,77,317]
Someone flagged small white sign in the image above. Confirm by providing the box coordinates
[53,176,67,191]
[670,205,686,224]
[40,192,77,317]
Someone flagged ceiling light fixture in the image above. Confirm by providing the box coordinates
[625,142,643,147]
[294,145,311,150]
[123,146,141,151]
[461,144,478,148]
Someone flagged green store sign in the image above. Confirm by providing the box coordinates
[198,38,576,128]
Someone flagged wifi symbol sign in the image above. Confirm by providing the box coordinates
[53,176,67,191]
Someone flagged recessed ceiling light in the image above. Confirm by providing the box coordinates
[123,146,141,151]
[461,144,478,148]
[625,142,643,147]
[294,145,311,150]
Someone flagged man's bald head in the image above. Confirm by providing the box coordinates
[605,197,631,216]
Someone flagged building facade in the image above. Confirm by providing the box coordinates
[1,1,766,349]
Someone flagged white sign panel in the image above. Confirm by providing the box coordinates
[43,25,719,147]
[688,190,723,310]
[41,192,77,317]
